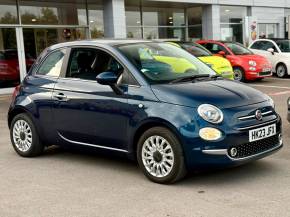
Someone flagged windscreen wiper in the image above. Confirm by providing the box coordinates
[170,74,210,84]
[210,74,223,80]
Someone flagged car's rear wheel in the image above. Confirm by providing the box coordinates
[137,127,186,184]
[276,64,287,78]
[10,113,44,157]
[233,67,245,82]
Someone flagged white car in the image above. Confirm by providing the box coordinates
[249,39,290,78]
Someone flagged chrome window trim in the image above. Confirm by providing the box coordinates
[58,133,128,153]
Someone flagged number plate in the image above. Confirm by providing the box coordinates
[249,124,276,142]
[262,68,271,72]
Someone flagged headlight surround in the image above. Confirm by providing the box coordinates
[249,60,257,66]
[199,127,222,141]
[268,97,275,109]
[197,104,224,124]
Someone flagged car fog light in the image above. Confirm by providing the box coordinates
[249,67,256,71]
[229,147,238,157]
[199,128,222,141]
[279,134,283,145]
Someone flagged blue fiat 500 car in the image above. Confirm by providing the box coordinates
[8,40,283,184]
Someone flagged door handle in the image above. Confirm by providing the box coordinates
[53,93,68,101]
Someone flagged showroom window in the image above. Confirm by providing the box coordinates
[187,7,202,41]
[19,0,87,25]
[125,5,142,38]
[220,6,247,43]
[0,0,18,24]
[142,7,185,40]
[0,0,105,91]
[258,23,278,38]
[88,0,104,39]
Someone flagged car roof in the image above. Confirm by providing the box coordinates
[48,39,152,50]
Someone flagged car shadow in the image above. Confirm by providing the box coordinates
[40,145,278,186]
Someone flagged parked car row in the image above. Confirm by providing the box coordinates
[159,39,274,82]
[8,40,283,184]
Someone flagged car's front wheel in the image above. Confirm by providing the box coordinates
[233,67,245,82]
[10,113,44,157]
[276,64,288,78]
[137,127,186,184]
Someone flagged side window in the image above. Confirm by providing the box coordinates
[261,41,278,52]
[37,49,66,77]
[203,43,229,55]
[250,41,263,50]
[66,48,138,85]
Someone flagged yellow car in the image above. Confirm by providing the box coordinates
[168,42,234,79]
[139,47,197,73]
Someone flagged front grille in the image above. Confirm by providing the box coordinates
[229,135,280,159]
[259,71,271,76]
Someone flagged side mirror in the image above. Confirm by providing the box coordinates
[267,48,275,55]
[96,71,123,95]
[218,51,226,57]
[96,71,118,85]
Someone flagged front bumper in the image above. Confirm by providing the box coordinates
[184,117,282,170]
[245,69,272,80]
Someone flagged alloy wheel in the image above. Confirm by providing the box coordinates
[234,68,243,81]
[12,119,33,152]
[277,65,286,78]
[141,135,174,178]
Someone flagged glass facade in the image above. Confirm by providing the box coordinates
[220,6,247,43]
[0,0,104,90]
[258,23,278,38]
[125,1,187,40]
[0,0,18,24]
[0,28,20,88]
[188,7,202,40]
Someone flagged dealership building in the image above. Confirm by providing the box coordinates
[1,0,290,92]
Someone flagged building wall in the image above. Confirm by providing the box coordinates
[251,7,285,37]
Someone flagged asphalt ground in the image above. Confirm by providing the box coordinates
[0,77,290,217]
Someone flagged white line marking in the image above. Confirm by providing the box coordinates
[268,91,290,96]
[250,84,290,90]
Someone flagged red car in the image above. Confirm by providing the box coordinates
[0,49,34,83]
[196,40,272,82]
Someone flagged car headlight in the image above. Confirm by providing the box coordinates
[199,127,222,141]
[249,60,257,66]
[197,104,223,124]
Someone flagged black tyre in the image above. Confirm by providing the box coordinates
[137,127,186,184]
[276,64,288,78]
[10,113,44,157]
[233,67,246,82]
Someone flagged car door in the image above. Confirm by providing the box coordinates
[52,47,131,151]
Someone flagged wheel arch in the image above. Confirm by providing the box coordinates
[129,118,183,158]
[8,106,32,129]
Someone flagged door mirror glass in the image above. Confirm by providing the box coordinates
[96,71,118,85]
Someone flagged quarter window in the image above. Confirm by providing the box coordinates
[37,49,66,76]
